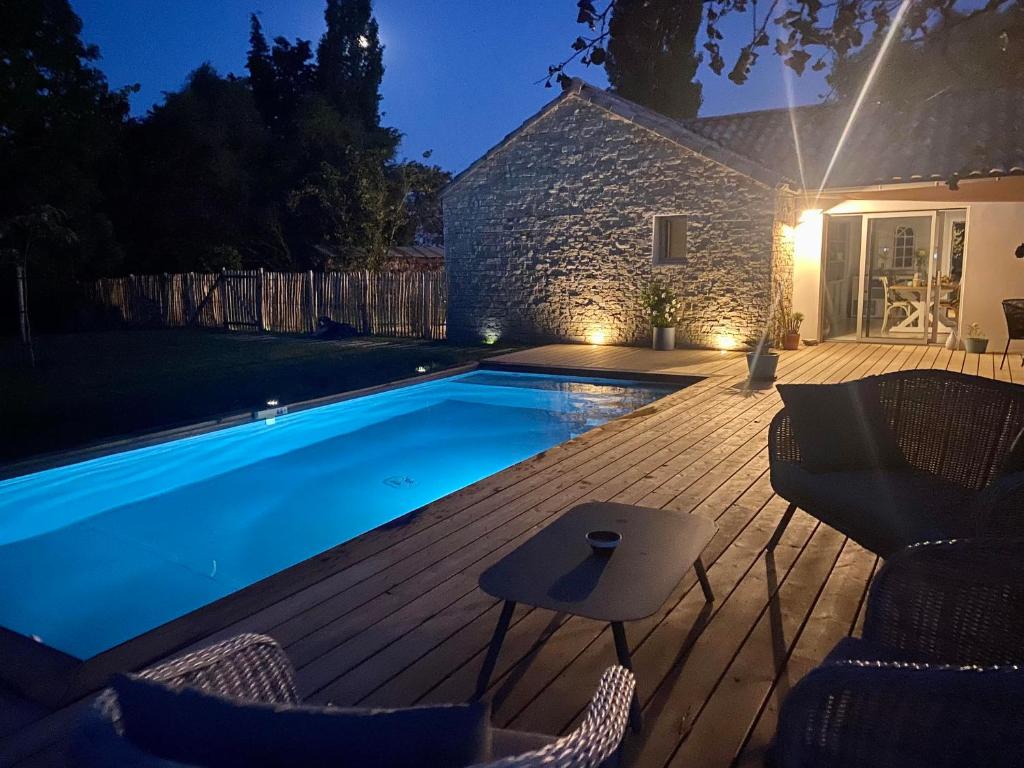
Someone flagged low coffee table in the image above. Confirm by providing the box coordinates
[475,501,717,730]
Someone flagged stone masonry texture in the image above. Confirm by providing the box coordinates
[443,94,794,348]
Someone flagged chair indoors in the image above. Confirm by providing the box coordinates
[878,276,913,334]
[768,369,1024,557]
[74,633,635,768]
[1000,298,1024,369]
[771,538,1024,768]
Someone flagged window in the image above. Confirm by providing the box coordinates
[893,225,915,269]
[654,215,687,265]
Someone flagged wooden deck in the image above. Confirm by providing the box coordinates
[3,341,1020,767]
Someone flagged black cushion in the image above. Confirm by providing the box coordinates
[111,674,490,768]
[769,463,976,556]
[777,379,905,473]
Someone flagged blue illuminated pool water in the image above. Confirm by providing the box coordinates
[0,371,679,658]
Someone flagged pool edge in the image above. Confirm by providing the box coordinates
[0,362,483,482]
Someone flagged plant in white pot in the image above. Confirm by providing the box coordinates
[641,280,681,351]
[964,322,989,354]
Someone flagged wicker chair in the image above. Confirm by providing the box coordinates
[772,538,1024,767]
[75,633,635,768]
[767,369,1024,557]
[1000,298,1024,369]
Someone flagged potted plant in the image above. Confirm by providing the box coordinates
[640,280,681,351]
[782,312,804,350]
[746,332,780,380]
[964,322,988,353]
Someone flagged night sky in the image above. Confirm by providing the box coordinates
[74,0,827,173]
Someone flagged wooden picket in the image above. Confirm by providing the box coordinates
[87,269,447,339]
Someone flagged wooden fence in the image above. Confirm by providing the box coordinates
[87,269,447,339]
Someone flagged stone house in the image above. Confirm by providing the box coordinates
[443,79,1024,351]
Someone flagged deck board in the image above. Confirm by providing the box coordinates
[2,341,1015,768]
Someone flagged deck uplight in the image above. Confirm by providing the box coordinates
[715,334,737,351]
[266,399,279,407]
[415,365,428,374]
[481,322,502,345]
[587,328,608,345]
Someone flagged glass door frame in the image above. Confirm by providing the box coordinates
[856,210,937,344]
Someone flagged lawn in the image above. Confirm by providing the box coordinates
[0,330,513,463]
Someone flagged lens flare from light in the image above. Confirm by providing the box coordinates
[814,0,915,200]
[780,52,808,193]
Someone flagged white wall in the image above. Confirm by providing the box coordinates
[792,211,824,341]
[959,203,1024,349]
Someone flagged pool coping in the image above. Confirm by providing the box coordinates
[477,359,701,385]
[0,363,703,708]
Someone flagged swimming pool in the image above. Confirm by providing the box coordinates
[0,370,680,659]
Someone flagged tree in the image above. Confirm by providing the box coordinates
[552,0,1019,88]
[828,4,1024,101]
[0,0,133,283]
[317,0,386,130]
[393,156,452,247]
[3,0,447,297]
[246,14,278,128]
[246,14,317,136]
[0,206,78,365]
[120,65,277,272]
[604,0,703,119]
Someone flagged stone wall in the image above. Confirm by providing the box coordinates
[443,94,791,348]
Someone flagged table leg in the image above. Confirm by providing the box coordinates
[474,600,515,701]
[694,557,714,603]
[610,622,643,732]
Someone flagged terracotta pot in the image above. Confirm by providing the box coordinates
[782,332,801,351]
[747,351,780,380]
[652,326,676,351]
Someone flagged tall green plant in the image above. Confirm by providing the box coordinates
[605,0,703,119]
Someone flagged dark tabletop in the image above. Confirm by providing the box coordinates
[479,502,717,623]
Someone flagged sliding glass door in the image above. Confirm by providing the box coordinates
[857,213,936,342]
[821,216,862,341]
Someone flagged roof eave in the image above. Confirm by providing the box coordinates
[440,80,585,200]
[442,79,791,200]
